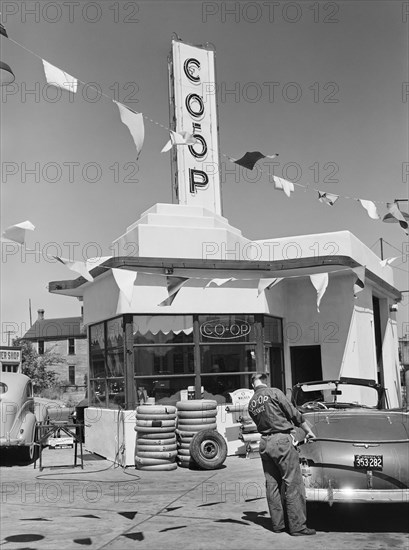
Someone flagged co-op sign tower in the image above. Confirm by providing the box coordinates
[168,38,222,215]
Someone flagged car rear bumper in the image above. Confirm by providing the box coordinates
[306,488,409,504]
[0,438,25,447]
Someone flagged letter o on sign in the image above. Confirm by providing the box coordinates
[185,93,204,118]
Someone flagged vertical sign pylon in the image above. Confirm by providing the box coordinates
[168,38,222,215]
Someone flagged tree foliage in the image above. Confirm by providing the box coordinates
[13,338,65,393]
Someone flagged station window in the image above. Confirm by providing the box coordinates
[68,338,75,355]
[69,365,75,385]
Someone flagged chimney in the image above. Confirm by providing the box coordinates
[37,309,45,320]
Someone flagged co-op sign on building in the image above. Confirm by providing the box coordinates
[169,39,222,214]
[200,318,251,340]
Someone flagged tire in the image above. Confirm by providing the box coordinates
[137,437,177,446]
[176,400,217,411]
[176,435,195,445]
[135,456,175,466]
[136,450,178,459]
[136,413,176,421]
[177,448,191,456]
[177,410,217,420]
[136,443,177,453]
[176,429,201,438]
[178,442,191,450]
[190,430,227,470]
[177,417,217,425]
[136,419,176,428]
[136,431,175,440]
[137,463,177,471]
[137,405,177,415]
[18,443,37,464]
[177,422,217,432]
[134,425,176,434]
[177,454,193,463]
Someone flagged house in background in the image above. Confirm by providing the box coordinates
[23,309,88,388]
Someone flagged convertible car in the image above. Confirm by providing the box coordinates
[0,372,38,461]
[292,377,409,504]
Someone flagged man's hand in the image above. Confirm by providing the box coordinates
[305,429,316,440]
[301,421,316,441]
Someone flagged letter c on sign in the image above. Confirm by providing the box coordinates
[184,58,201,83]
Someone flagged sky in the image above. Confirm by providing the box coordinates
[1,0,408,342]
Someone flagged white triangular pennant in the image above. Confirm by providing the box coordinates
[257,278,283,296]
[112,268,137,310]
[54,257,93,282]
[384,203,409,235]
[42,59,77,93]
[113,101,145,159]
[161,131,198,153]
[318,191,339,206]
[358,199,380,220]
[2,220,35,245]
[309,273,329,312]
[352,266,365,297]
[158,276,189,306]
[273,176,294,198]
[205,278,235,288]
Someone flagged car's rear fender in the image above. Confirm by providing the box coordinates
[0,399,36,444]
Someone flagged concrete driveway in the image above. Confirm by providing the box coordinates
[1,448,408,550]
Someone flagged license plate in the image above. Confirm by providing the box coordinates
[354,455,383,470]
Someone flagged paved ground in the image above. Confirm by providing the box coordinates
[1,447,408,550]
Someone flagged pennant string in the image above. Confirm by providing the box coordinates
[6,35,408,216]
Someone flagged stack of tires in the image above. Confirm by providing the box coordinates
[134,405,177,471]
[176,399,218,469]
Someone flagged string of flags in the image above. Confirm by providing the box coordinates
[0,218,405,313]
[1,27,408,235]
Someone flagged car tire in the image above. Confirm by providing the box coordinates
[134,425,176,434]
[177,422,217,432]
[136,450,178,459]
[137,463,177,471]
[136,443,177,452]
[136,419,176,428]
[177,410,217,420]
[135,431,176,439]
[135,413,177,421]
[136,437,177,446]
[190,430,227,470]
[176,400,217,411]
[135,456,175,466]
[137,405,176,415]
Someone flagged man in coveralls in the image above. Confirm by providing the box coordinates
[248,373,316,536]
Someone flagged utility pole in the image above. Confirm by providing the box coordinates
[3,330,16,347]
[29,299,33,327]
[380,238,384,260]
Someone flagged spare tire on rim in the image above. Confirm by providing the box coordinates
[190,430,227,470]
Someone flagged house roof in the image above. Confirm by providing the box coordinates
[23,317,86,341]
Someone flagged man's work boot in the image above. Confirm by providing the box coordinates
[290,528,316,536]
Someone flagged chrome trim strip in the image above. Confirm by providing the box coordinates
[306,488,409,503]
